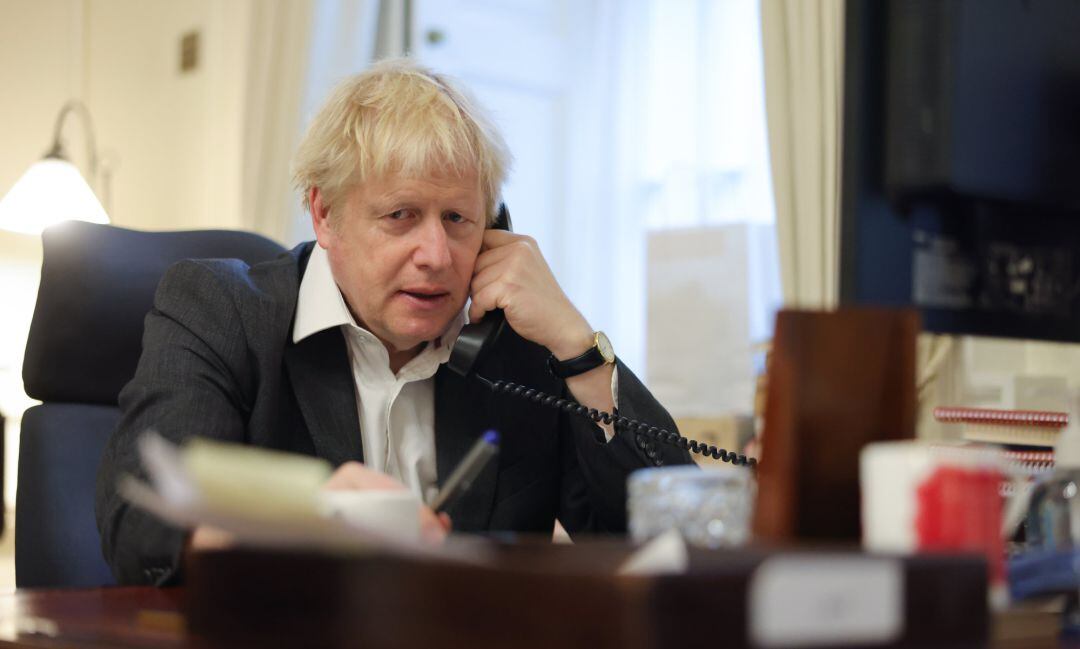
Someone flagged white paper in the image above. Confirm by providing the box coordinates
[119,432,486,563]
[617,529,689,576]
[749,556,904,648]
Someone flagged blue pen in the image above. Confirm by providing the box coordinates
[431,430,499,513]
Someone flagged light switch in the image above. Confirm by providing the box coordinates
[180,31,199,73]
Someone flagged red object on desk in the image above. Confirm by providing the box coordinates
[915,465,1005,586]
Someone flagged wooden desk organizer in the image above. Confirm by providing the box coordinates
[184,542,986,649]
[753,308,920,543]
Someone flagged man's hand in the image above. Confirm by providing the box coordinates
[469,230,616,428]
[190,462,451,550]
[189,525,234,550]
[469,230,593,359]
[323,461,451,544]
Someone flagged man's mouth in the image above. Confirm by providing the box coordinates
[398,288,451,306]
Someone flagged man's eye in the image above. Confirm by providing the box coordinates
[445,212,465,224]
[387,210,410,221]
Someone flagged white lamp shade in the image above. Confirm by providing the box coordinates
[0,158,109,235]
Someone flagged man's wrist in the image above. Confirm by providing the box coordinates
[548,323,595,360]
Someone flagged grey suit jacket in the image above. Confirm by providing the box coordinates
[95,242,691,585]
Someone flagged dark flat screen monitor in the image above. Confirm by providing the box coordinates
[839,0,1080,342]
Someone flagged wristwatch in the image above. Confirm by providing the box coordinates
[547,331,615,379]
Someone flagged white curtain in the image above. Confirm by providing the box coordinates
[239,0,317,243]
[284,0,384,244]
[241,0,388,245]
[760,0,845,308]
[562,0,782,378]
[760,3,961,436]
[558,0,658,375]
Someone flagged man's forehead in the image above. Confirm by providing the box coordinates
[356,171,482,201]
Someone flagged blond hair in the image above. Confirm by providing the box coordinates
[292,58,511,225]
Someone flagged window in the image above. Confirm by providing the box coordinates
[359,0,782,416]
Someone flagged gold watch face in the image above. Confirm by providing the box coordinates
[595,331,615,363]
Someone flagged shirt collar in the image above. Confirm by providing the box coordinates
[292,245,467,365]
[293,244,354,343]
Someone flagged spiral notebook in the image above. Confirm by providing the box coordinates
[933,406,1067,448]
[933,407,1063,497]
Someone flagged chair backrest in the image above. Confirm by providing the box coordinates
[16,221,286,588]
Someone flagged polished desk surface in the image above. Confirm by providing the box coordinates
[0,541,1062,649]
[0,587,188,649]
[0,586,1071,649]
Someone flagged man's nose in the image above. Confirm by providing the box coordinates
[413,215,452,270]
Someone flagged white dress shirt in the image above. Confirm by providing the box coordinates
[292,244,617,505]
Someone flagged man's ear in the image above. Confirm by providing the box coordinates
[309,187,333,249]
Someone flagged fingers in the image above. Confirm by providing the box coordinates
[189,525,234,550]
[481,227,520,249]
[469,263,509,301]
[477,231,541,270]
[467,249,513,325]
[472,237,521,274]
[469,237,537,324]
[319,463,450,546]
[468,282,502,323]
[419,506,449,544]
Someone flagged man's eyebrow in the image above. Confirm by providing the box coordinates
[378,189,479,211]
[363,191,410,214]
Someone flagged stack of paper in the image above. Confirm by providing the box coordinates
[121,432,444,559]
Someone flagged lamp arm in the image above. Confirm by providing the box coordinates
[47,100,99,180]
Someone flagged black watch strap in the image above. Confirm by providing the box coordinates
[547,345,608,379]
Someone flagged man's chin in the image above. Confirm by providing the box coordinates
[387,315,456,349]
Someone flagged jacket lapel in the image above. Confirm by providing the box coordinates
[434,359,502,531]
[284,327,364,466]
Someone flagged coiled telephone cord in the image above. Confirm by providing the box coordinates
[477,376,758,468]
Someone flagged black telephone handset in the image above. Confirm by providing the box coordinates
[447,204,511,379]
[449,204,755,468]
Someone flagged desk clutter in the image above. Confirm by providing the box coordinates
[108,308,1080,647]
[933,405,1064,492]
[933,406,1067,448]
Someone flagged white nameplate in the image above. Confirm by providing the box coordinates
[748,556,904,647]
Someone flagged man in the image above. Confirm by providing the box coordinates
[96,59,690,585]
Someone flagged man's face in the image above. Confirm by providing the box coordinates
[313,172,486,353]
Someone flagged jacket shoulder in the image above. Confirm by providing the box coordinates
[153,242,312,350]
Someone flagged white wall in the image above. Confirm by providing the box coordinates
[83,0,253,231]
[0,0,260,510]
[918,335,1080,440]
[0,0,81,511]
[1,0,255,234]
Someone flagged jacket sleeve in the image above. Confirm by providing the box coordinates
[95,260,252,586]
[557,359,693,535]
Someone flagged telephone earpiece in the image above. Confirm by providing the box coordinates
[491,203,511,232]
[447,203,512,378]
[446,203,755,468]
[447,312,507,378]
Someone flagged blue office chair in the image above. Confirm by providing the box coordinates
[17,221,286,588]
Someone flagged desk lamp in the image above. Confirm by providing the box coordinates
[0,100,110,235]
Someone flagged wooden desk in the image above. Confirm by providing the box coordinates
[0,586,1074,649]
[0,586,1073,649]
[0,587,188,649]
[0,543,1062,649]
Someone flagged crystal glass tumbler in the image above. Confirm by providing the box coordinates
[628,465,755,548]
